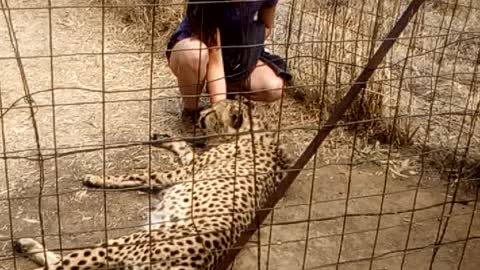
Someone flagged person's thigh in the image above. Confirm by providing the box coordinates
[168,38,209,111]
[245,60,284,102]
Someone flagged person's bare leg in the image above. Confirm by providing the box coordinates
[245,60,285,102]
[168,38,209,112]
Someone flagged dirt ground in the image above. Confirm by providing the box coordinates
[0,0,479,269]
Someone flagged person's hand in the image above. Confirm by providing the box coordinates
[265,27,272,40]
[207,28,227,104]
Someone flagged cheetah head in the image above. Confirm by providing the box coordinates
[198,99,264,136]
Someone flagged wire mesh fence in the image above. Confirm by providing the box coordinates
[0,0,479,269]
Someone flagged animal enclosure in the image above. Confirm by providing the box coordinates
[0,0,479,269]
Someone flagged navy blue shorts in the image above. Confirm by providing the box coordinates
[166,31,292,86]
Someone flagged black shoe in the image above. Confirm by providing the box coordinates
[181,109,208,148]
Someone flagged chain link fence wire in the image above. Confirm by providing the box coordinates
[0,0,479,269]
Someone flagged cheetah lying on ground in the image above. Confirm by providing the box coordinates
[15,99,292,270]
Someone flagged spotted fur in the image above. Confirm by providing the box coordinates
[15,100,292,270]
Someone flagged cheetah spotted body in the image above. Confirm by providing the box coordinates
[15,100,292,270]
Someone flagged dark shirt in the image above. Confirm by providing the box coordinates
[173,0,279,81]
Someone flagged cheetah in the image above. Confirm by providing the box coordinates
[15,99,292,270]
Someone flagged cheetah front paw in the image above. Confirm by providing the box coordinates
[83,174,103,187]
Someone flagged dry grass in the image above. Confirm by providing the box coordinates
[101,0,184,47]
[275,0,392,131]
[272,0,480,190]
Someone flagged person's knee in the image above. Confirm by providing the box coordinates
[261,77,284,102]
[184,43,209,72]
[170,39,208,76]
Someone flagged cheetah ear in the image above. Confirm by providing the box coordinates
[230,109,244,130]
